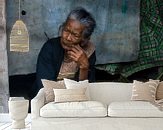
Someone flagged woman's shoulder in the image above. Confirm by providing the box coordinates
[42,37,61,50]
[45,37,61,46]
[40,37,62,53]
[82,41,95,58]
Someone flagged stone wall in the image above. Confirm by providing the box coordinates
[0,0,9,113]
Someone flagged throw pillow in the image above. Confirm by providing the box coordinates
[156,81,163,100]
[149,79,163,100]
[41,79,65,103]
[53,88,88,103]
[64,78,90,99]
[131,80,159,102]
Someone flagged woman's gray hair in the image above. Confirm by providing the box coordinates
[60,7,96,39]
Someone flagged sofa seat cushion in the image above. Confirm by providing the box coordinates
[40,101,107,117]
[108,101,163,117]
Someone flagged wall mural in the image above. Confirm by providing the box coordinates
[6,0,140,75]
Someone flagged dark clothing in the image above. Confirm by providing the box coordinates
[31,37,96,97]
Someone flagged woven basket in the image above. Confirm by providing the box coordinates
[10,20,29,52]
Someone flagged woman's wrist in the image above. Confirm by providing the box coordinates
[80,68,89,72]
[79,66,89,81]
[79,65,89,70]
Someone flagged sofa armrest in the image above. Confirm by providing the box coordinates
[31,88,45,119]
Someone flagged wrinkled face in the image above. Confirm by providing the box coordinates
[61,19,85,50]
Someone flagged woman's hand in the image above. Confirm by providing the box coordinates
[67,45,89,69]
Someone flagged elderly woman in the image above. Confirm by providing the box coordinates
[31,7,96,97]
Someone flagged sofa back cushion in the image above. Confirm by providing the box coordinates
[88,82,133,105]
[41,82,133,105]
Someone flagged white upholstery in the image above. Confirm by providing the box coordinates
[31,82,133,119]
[40,101,107,117]
[64,78,91,99]
[89,82,132,104]
[31,88,45,119]
[31,82,163,130]
[31,118,163,130]
[108,101,163,117]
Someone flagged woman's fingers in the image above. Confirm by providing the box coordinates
[67,45,88,69]
[68,45,83,59]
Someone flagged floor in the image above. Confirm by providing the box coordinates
[0,122,31,130]
[0,114,31,130]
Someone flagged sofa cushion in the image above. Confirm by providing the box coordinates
[42,79,65,103]
[149,79,163,100]
[131,80,159,102]
[53,88,88,103]
[40,101,107,117]
[64,78,90,99]
[108,101,163,117]
[156,81,163,100]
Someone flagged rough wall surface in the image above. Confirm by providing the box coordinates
[0,0,9,113]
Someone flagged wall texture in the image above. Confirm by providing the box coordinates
[0,0,9,113]
[6,0,140,76]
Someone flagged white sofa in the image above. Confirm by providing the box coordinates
[31,82,163,130]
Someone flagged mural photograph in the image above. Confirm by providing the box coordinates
[0,0,162,119]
